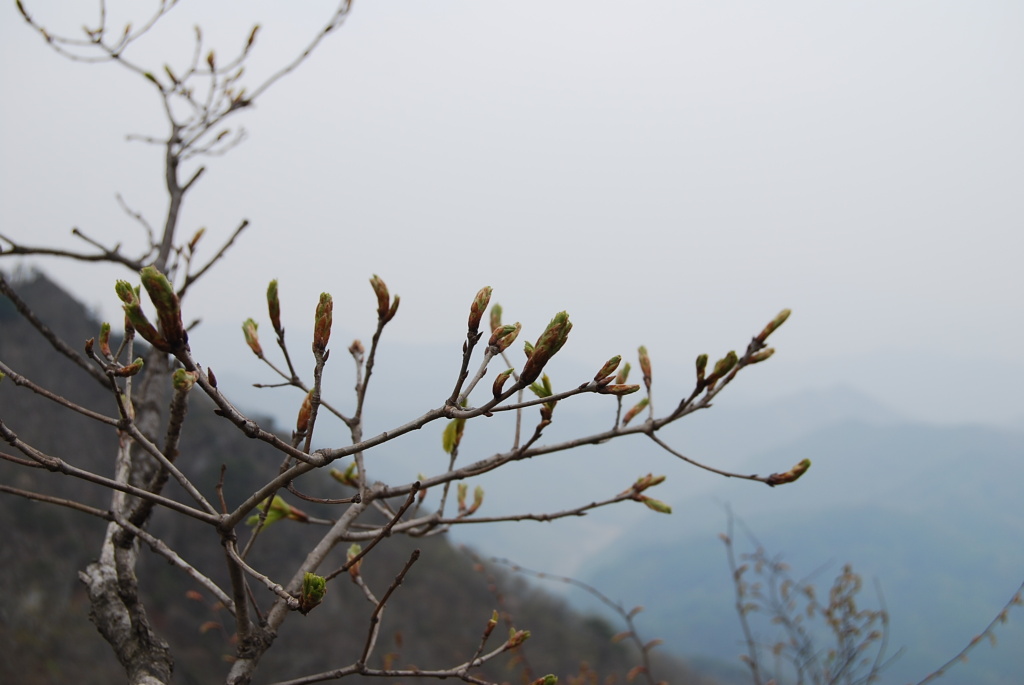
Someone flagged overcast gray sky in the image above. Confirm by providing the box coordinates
[2,1,1022,424]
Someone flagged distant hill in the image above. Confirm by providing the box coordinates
[583,419,1024,685]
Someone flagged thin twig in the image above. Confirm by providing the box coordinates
[0,360,120,425]
[224,539,300,610]
[915,578,1024,685]
[324,484,420,582]
[0,419,220,525]
[0,274,111,387]
[358,549,421,667]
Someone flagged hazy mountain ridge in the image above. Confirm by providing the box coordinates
[582,419,1024,685]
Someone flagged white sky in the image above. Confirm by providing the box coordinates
[2,1,1023,424]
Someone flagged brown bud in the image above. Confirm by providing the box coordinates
[296,391,314,434]
[638,346,652,392]
[622,397,649,426]
[313,293,333,353]
[492,368,515,398]
[766,458,811,486]
[468,286,493,333]
[491,322,521,353]
[188,227,205,252]
[99,322,112,358]
[266,280,282,335]
[599,383,641,396]
[114,357,145,377]
[369,275,390,321]
[386,295,400,323]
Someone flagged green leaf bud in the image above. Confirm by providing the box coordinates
[622,397,649,426]
[484,609,499,638]
[442,416,466,454]
[530,374,557,417]
[639,495,672,514]
[330,462,359,487]
[507,628,531,648]
[172,368,198,391]
[489,323,518,347]
[708,350,738,385]
[529,374,553,399]
[520,311,572,385]
[114,357,145,377]
[633,473,667,492]
[300,572,327,614]
[246,495,308,528]
[267,280,281,335]
[114,281,138,305]
[615,362,631,385]
[594,355,622,382]
[492,322,521,353]
[695,353,708,385]
[756,308,792,343]
[242,318,263,357]
[489,303,503,333]
[469,485,484,514]
[748,348,775,364]
[346,543,363,579]
[140,266,186,350]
